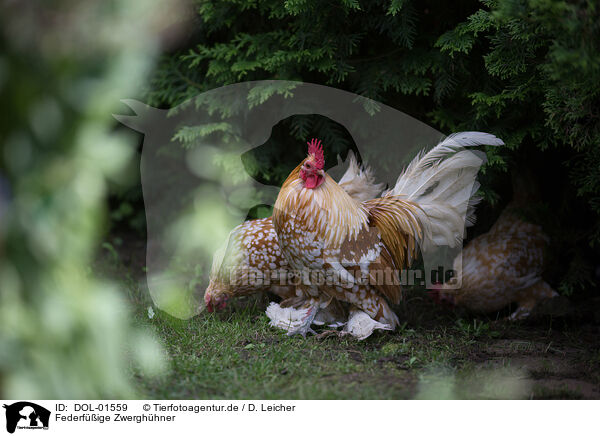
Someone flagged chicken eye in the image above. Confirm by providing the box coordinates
[305,162,312,169]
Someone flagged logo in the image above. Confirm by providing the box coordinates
[3,402,50,434]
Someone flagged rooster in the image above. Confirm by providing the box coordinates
[204,152,383,315]
[271,133,503,338]
[429,179,557,320]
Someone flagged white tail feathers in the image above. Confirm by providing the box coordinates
[386,132,503,250]
[338,151,384,202]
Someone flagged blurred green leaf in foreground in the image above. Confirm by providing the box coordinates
[0,0,185,398]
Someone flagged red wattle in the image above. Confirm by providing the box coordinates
[305,174,318,189]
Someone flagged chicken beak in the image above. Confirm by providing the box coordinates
[204,291,214,312]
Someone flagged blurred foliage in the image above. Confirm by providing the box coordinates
[144,0,600,296]
[0,0,183,398]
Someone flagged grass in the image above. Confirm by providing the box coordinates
[99,238,600,400]
[136,304,418,399]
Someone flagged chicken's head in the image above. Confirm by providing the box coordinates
[300,138,325,189]
[204,244,234,312]
[204,281,231,312]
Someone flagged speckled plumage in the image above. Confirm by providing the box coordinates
[272,133,503,337]
[272,164,420,331]
[204,217,294,311]
[204,153,382,313]
[434,207,557,319]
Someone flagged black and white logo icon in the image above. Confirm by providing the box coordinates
[3,402,50,434]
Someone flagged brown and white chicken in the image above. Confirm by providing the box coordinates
[270,133,503,338]
[429,205,557,320]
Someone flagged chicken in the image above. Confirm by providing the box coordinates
[428,206,557,320]
[204,152,383,314]
[271,133,503,338]
[204,217,293,312]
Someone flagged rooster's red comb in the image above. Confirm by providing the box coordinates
[307,138,325,169]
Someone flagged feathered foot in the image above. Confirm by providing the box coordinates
[344,309,393,340]
[509,281,559,321]
[265,301,318,337]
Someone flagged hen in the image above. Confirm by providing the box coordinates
[204,153,383,315]
[429,206,557,320]
[271,133,503,338]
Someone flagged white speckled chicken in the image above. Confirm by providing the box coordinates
[429,205,558,319]
[204,217,292,312]
[271,133,502,338]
